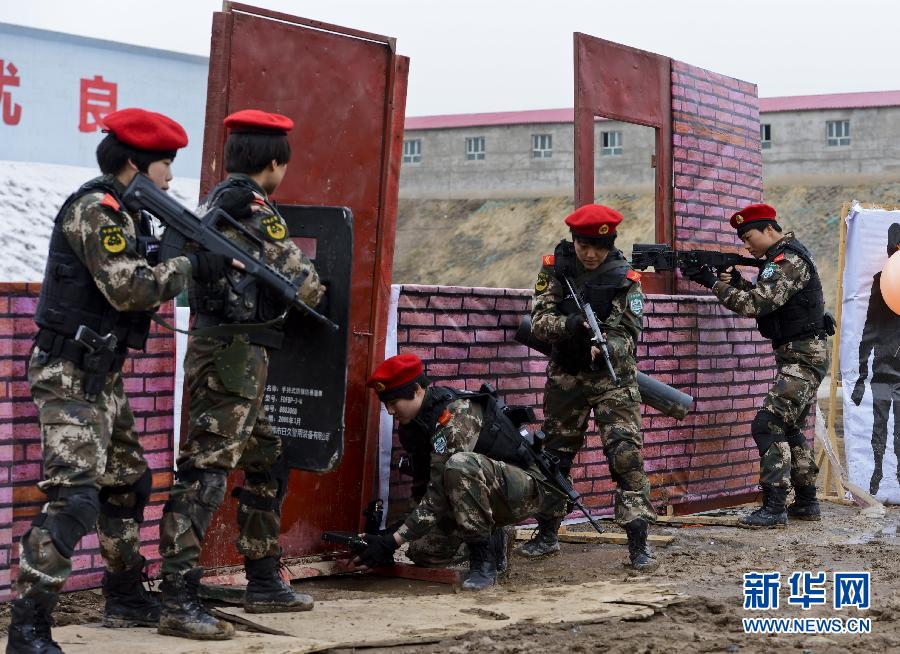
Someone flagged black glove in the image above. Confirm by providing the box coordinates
[851,378,867,406]
[723,266,743,287]
[187,251,231,283]
[565,313,587,336]
[217,187,255,220]
[357,532,399,568]
[683,265,718,289]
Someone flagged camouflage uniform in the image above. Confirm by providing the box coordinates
[531,250,656,526]
[712,232,829,489]
[159,174,323,575]
[396,393,550,563]
[18,175,191,598]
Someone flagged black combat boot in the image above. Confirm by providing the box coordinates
[157,568,234,640]
[624,519,658,572]
[514,516,561,559]
[6,592,64,654]
[870,456,883,496]
[738,485,788,528]
[462,540,497,591]
[243,556,314,613]
[101,557,161,627]
[490,527,514,578]
[787,484,821,521]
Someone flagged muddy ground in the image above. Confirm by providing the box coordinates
[3,502,896,653]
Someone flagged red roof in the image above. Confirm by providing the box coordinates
[404,91,900,130]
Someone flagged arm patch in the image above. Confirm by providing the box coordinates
[100,193,121,212]
[626,269,641,282]
[773,253,786,263]
[542,254,555,267]
[437,409,452,427]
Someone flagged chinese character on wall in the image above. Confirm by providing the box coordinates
[79,75,117,132]
[0,59,22,125]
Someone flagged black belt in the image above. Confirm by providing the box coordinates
[34,328,127,372]
[193,314,285,350]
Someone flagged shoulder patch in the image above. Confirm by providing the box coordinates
[261,214,287,241]
[773,253,786,263]
[437,408,452,427]
[627,291,644,316]
[760,261,780,280]
[100,193,120,212]
[100,225,127,254]
[535,271,550,293]
[542,254,555,267]
[626,269,641,282]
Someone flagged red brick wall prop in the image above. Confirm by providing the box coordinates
[671,60,763,294]
[386,284,815,523]
[0,283,176,601]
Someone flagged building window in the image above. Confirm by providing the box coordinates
[827,120,850,146]
[402,139,421,163]
[760,124,772,150]
[532,133,553,159]
[600,130,623,156]
[466,136,485,160]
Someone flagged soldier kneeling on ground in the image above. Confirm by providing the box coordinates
[354,354,553,591]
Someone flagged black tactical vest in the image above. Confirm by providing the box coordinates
[397,386,535,481]
[551,240,632,374]
[34,178,152,354]
[189,177,289,346]
[756,238,826,347]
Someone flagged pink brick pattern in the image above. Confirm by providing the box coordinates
[0,283,176,601]
[671,60,764,294]
[387,285,814,523]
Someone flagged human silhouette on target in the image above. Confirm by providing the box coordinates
[851,222,900,494]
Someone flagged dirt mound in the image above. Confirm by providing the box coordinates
[394,181,900,311]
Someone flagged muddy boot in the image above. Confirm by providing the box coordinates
[102,556,160,627]
[157,568,234,640]
[515,517,561,559]
[624,519,658,572]
[787,484,821,521]
[462,540,497,591]
[6,592,64,654]
[738,485,788,528]
[243,556,314,614]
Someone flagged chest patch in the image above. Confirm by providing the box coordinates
[261,214,287,241]
[433,435,447,454]
[628,294,643,316]
[100,225,127,254]
[535,272,549,293]
[761,262,779,280]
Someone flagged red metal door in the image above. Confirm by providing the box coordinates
[574,33,673,293]
[197,2,408,568]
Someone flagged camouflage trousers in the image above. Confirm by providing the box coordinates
[406,516,468,567]
[757,336,830,489]
[160,335,284,575]
[441,452,549,541]
[539,362,655,526]
[17,350,148,597]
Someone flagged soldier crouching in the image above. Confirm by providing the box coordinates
[354,354,553,591]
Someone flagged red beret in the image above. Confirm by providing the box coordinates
[730,203,777,232]
[224,109,294,134]
[101,108,188,151]
[565,204,623,238]
[368,354,426,401]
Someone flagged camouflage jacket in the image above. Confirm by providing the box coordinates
[531,249,643,376]
[194,174,324,315]
[395,392,484,541]
[62,175,191,312]
[712,232,810,318]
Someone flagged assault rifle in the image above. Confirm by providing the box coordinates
[631,244,763,274]
[562,276,617,385]
[321,531,368,554]
[121,173,338,331]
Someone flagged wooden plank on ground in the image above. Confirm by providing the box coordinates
[515,528,673,547]
[655,514,741,527]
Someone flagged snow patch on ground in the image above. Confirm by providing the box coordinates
[0,160,200,282]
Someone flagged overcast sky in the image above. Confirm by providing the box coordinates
[2,0,897,116]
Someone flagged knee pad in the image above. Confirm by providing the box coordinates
[166,467,228,540]
[751,410,786,456]
[605,441,645,491]
[37,486,100,557]
[786,429,807,449]
[99,468,153,523]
